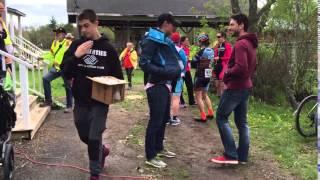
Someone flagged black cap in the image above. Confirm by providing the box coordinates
[53,27,66,34]
[157,13,180,27]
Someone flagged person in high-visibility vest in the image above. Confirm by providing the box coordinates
[0,2,13,69]
[40,27,73,112]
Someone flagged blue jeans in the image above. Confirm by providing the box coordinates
[145,84,171,160]
[216,89,250,162]
[43,67,73,108]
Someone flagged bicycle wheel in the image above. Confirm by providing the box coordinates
[295,95,318,137]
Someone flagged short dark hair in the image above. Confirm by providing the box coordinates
[217,31,226,38]
[78,9,97,23]
[180,36,187,43]
[157,13,179,27]
[230,13,249,32]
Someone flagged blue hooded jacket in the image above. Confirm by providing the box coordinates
[139,28,181,84]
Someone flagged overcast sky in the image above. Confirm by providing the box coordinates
[7,0,68,27]
[6,0,267,27]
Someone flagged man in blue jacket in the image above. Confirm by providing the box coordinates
[139,13,181,168]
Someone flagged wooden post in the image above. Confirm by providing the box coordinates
[19,63,31,130]
[18,16,22,37]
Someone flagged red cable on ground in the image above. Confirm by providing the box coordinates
[14,148,153,180]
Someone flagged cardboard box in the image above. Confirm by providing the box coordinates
[87,76,127,105]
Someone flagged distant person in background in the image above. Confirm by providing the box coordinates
[214,31,232,97]
[0,2,13,69]
[180,36,196,106]
[119,42,138,90]
[66,33,75,41]
[191,33,215,122]
[40,27,73,113]
[168,32,187,126]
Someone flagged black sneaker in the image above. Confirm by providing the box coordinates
[207,115,214,120]
[39,101,52,107]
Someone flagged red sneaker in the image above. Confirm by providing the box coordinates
[101,145,110,168]
[210,156,238,165]
[90,175,100,180]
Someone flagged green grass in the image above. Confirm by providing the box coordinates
[247,99,316,179]
[14,67,66,98]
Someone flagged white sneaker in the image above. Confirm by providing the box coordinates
[170,118,181,126]
[145,158,167,168]
[158,149,176,158]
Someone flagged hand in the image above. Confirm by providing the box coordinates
[74,40,93,58]
[53,61,59,67]
[214,57,219,60]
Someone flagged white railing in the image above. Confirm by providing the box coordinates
[13,36,43,56]
[0,49,33,130]
[13,36,64,107]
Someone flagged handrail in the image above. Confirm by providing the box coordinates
[15,36,43,53]
[0,49,33,69]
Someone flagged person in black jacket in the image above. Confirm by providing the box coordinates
[139,13,181,168]
[61,9,123,180]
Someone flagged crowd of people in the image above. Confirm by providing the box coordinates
[0,6,257,179]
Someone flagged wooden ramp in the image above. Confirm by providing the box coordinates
[12,93,51,140]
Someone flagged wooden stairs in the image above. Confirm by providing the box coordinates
[12,89,51,140]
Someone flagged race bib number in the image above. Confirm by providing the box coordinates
[205,68,212,78]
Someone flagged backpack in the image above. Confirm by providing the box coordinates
[0,85,16,135]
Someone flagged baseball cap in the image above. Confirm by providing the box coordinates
[157,13,180,27]
[54,27,66,34]
[170,32,181,43]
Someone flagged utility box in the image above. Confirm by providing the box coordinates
[87,76,126,105]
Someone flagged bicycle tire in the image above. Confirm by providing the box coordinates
[295,95,318,137]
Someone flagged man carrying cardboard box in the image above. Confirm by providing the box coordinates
[61,9,123,180]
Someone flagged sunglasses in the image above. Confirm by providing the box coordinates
[216,36,222,38]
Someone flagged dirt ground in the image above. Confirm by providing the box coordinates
[12,85,299,180]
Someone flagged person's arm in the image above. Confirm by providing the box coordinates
[60,41,80,80]
[224,42,248,78]
[139,39,179,79]
[179,49,187,75]
[130,50,138,69]
[107,45,124,80]
[191,50,201,68]
[0,23,7,40]
[119,48,126,61]
[220,43,232,62]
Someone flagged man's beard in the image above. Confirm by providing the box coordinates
[232,30,240,37]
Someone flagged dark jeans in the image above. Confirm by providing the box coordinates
[216,89,250,162]
[182,71,195,105]
[143,72,149,86]
[125,68,134,87]
[73,104,109,176]
[145,84,171,160]
[43,67,73,107]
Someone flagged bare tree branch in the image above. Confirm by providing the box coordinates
[257,0,277,19]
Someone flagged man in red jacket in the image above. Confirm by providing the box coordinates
[210,13,258,165]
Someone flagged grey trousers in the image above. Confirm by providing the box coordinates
[73,104,109,176]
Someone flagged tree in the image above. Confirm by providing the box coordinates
[230,0,277,32]
[48,16,57,30]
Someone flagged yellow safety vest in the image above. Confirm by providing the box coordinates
[0,19,12,45]
[51,38,71,70]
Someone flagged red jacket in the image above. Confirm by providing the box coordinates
[223,33,258,90]
[214,42,232,80]
[182,45,191,72]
